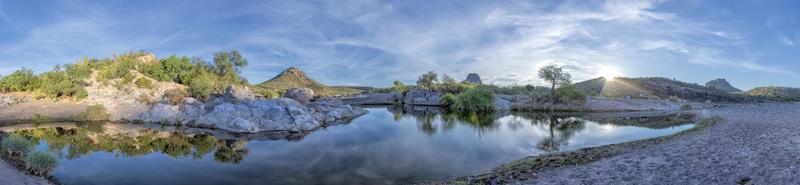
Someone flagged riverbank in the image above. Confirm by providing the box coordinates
[457,102,800,184]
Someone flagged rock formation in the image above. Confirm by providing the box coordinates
[338,92,404,105]
[283,88,314,104]
[403,89,443,106]
[462,73,482,84]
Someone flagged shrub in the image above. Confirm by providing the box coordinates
[440,93,457,106]
[451,88,496,112]
[680,104,692,110]
[1,136,32,155]
[188,71,216,100]
[0,68,40,92]
[416,71,438,90]
[556,85,587,103]
[24,151,58,176]
[257,89,280,99]
[37,68,86,99]
[73,104,109,121]
[135,78,154,89]
[164,89,190,105]
[393,80,409,93]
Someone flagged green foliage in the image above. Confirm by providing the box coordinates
[98,58,137,83]
[37,67,86,100]
[539,65,572,102]
[257,89,281,99]
[187,71,216,100]
[0,68,40,92]
[2,136,32,154]
[135,78,154,89]
[475,84,549,96]
[393,80,409,93]
[451,88,496,113]
[440,93,457,106]
[417,71,438,90]
[556,85,587,103]
[24,151,58,176]
[680,104,692,110]
[73,104,109,121]
[211,50,248,84]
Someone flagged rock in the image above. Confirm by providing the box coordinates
[403,89,442,106]
[494,96,512,111]
[308,98,369,123]
[0,94,30,108]
[339,92,403,105]
[463,73,482,84]
[135,103,182,124]
[224,85,257,102]
[284,88,314,104]
[191,98,321,133]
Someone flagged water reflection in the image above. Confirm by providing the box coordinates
[0,107,696,185]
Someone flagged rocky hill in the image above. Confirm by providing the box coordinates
[705,78,742,93]
[745,86,800,101]
[257,67,362,97]
[462,73,482,84]
[575,77,745,102]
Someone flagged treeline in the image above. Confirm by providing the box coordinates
[0,50,250,100]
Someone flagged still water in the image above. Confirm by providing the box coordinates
[3,107,695,185]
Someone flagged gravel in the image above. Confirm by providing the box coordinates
[526,103,800,184]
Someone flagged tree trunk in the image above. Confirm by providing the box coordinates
[550,82,556,103]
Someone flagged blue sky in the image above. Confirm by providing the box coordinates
[0,0,798,89]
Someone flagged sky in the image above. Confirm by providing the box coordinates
[0,0,798,89]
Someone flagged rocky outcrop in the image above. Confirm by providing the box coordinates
[224,85,257,102]
[0,94,30,108]
[132,96,368,133]
[463,73,482,84]
[284,88,314,104]
[403,89,443,106]
[705,78,742,93]
[339,92,403,105]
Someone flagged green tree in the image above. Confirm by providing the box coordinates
[441,74,459,93]
[393,80,408,92]
[1,68,40,92]
[538,65,571,102]
[211,50,248,84]
[417,71,438,90]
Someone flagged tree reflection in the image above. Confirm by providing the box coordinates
[532,114,586,152]
[9,123,250,164]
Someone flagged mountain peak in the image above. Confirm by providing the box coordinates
[705,78,742,93]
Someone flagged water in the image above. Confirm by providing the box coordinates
[3,107,695,185]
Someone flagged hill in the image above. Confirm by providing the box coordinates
[745,86,800,102]
[257,67,362,97]
[705,78,742,93]
[575,77,745,102]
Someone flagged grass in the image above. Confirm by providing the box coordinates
[1,136,32,155]
[451,88,495,113]
[23,151,58,176]
[447,115,723,184]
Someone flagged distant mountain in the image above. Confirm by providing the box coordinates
[574,77,745,102]
[705,78,742,93]
[257,67,362,96]
[745,86,800,101]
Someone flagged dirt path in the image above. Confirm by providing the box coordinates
[0,158,52,185]
[525,103,800,184]
[0,100,87,124]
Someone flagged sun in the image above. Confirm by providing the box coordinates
[597,66,621,80]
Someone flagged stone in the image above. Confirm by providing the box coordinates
[308,98,369,123]
[463,73,482,84]
[339,92,403,105]
[283,88,314,104]
[224,85,257,102]
[403,89,443,106]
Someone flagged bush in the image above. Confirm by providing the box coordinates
[73,104,109,121]
[0,68,40,92]
[135,78,154,89]
[164,89,189,105]
[556,85,587,103]
[257,89,281,99]
[188,71,216,100]
[451,88,496,112]
[440,93,457,106]
[680,104,692,110]
[24,151,58,176]
[1,136,32,155]
[38,68,86,99]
